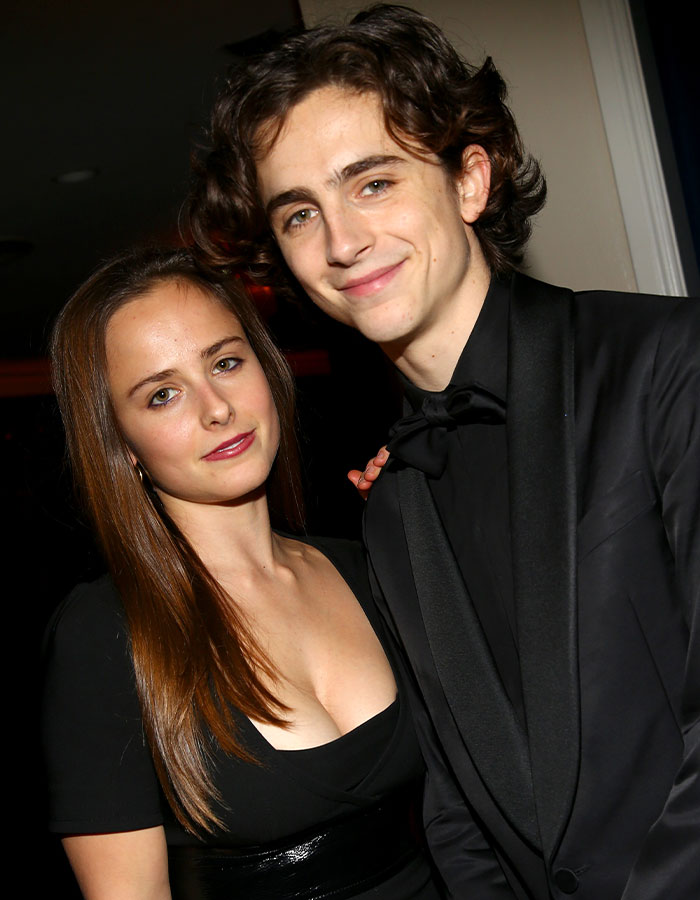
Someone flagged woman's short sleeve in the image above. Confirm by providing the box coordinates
[42,576,164,834]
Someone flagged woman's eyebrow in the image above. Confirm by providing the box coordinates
[127,368,176,398]
[126,337,245,397]
[200,335,244,360]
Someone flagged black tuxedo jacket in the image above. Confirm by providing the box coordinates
[364,274,699,899]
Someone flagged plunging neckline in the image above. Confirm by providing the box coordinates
[232,535,405,804]
[278,697,399,754]
[243,533,398,751]
[238,693,404,805]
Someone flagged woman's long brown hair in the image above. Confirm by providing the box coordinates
[50,247,304,833]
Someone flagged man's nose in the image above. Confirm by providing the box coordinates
[324,205,373,266]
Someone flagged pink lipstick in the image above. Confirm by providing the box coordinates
[203,430,255,461]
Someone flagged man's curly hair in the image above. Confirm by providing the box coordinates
[186,4,546,288]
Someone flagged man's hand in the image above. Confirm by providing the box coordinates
[347,446,390,500]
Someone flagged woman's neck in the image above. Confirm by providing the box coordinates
[161,488,286,584]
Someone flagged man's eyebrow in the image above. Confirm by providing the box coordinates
[336,154,406,184]
[266,188,316,219]
[265,155,407,219]
[126,336,244,398]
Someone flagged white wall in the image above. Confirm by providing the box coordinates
[299,0,638,292]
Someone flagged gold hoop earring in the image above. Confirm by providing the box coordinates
[133,461,162,507]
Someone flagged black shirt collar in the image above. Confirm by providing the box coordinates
[403,276,510,412]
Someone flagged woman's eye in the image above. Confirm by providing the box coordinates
[149,387,179,407]
[361,179,389,196]
[213,357,240,373]
[286,208,318,230]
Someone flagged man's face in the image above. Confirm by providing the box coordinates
[256,86,486,351]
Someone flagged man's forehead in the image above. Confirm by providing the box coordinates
[260,85,386,147]
[255,86,421,200]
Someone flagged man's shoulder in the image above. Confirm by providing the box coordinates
[574,286,695,315]
[571,287,699,351]
[518,271,691,314]
[518,272,694,333]
[513,273,699,367]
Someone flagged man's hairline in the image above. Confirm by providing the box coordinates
[250,81,461,178]
[252,92,466,228]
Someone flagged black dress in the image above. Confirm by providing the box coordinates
[43,536,441,899]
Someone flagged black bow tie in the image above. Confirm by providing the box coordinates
[386,383,506,477]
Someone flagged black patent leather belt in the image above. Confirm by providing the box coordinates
[167,783,423,899]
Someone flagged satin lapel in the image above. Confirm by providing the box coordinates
[366,462,539,844]
[363,465,415,648]
[508,273,580,858]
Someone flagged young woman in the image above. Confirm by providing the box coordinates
[43,248,442,900]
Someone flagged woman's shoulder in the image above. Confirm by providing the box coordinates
[299,533,365,561]
[44,573,129,663]
[43,574,163,836]
[286,532,368,580]
[282,532,378,620]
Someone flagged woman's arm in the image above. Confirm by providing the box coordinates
[63,826,171,900]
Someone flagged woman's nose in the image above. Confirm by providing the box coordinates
[200,383,233,427]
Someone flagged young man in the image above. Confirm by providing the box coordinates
[188,6,699,898]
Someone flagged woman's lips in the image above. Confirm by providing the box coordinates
[339,260,405,298]
[203,430,255,461]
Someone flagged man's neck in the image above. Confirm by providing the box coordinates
[383,254,492,391]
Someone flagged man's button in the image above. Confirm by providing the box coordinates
[553,868,579,893]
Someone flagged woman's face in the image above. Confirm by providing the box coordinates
[105,280,280,516]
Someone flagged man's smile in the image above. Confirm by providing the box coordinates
[338,261,407,298]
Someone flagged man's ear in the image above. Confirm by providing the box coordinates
[457,145,491,224]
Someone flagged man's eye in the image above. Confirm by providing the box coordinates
[149,387,179,407]
[361,179,389,196]
[214,357,240,373]
[287,208,318,230]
